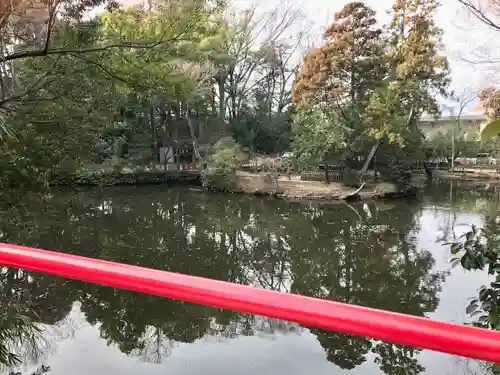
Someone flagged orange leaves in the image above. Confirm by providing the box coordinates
[291,2,385,107]
[0,0,62,44]
[0,0,29,30]
[292,46,330,105]
[391,0,439,35]
[478,87,500,120]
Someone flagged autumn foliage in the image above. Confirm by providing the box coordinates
[290,0,451,182]
[292,2,385,107]
[479,87,500,120]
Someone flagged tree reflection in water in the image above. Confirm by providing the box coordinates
[0,312,42,369]
[0,263,78,375]
[1,184,480,374]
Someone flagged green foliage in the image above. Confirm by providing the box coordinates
[0,53,117,190]
[423,132,453,159]
[291,105,353,170]
[204,137,244,188]
[424,129,498,159]
[448,220,500,331]
[0,0,232,189]
[0,0,311,189]
[290,0,451,183]
[231,107,292,154]
[375,126,426,186]
[98,1,225,98]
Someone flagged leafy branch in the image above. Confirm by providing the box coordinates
[447,222,500,329]
[2,37,187,63]
[0,56,63,107]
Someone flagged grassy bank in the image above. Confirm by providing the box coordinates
[51,168,201,187]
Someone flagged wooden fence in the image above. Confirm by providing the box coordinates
[301,165,344,182]
[299,162,451,184]
[295,159,495,184]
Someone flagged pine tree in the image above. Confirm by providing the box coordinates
[292,2,386,109]
[387,0,450,116]
[363,0,451,146]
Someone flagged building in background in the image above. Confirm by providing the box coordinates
[417,113,486,139]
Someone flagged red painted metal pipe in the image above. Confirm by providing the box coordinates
[1,243,500,363]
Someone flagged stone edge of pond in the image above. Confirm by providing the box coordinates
[50,170,418,202]
[202,185,420,202]
[435,170,500,184]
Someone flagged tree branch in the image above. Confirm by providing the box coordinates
[0,57,62,107]
[43,1,60,54]
[69,53,148,89]
[2,37,180,63]
[404,106,416,127]
[457,0,500,32]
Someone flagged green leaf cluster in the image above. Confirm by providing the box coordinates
[290,0,451,173]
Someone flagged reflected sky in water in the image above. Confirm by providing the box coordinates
[0,182,497,375]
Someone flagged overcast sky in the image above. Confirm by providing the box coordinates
[115,0,499,113]
[232,0,500,112]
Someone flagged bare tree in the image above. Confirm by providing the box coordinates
[457,0,500,32]
[217,1,311,122]
[447,86,477,170]
[180,60,217,167]
[454,0,500,82]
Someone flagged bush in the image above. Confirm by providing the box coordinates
[203,137,244,188]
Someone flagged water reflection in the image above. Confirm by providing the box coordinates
[0,182,497,375]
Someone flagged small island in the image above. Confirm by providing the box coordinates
[2,0,499,204]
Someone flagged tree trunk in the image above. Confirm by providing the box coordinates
[360,141,380,176]
[217,76,225,129]
[149,105,158,161]
[186,104,205,175]
[423,162,433,180]
[343,182,366,200]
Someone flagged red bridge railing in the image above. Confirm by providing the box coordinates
[1,243,500,363]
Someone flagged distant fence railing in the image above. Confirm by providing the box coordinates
[301,165,344,182]
[410,161,450,171]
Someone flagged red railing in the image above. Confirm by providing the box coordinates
[1,242,500,363]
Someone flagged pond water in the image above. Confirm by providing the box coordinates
[0,182,498,375]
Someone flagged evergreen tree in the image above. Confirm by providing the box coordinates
[388,0,450,116]
[292,2,386,109]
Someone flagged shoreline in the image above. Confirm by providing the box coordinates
[50,169,201,187]
[204,186,419,201]
[204,171,419,201]
[51,169,419,201]
[434,169,500,185]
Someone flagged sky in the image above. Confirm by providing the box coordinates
[114,0,500,113]
[230,0,500,113]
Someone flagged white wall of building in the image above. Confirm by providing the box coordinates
[418,114,486,140]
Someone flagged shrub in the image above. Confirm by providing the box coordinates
[203,137,244,189]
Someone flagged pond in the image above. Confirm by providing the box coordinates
[0,182,497,375]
